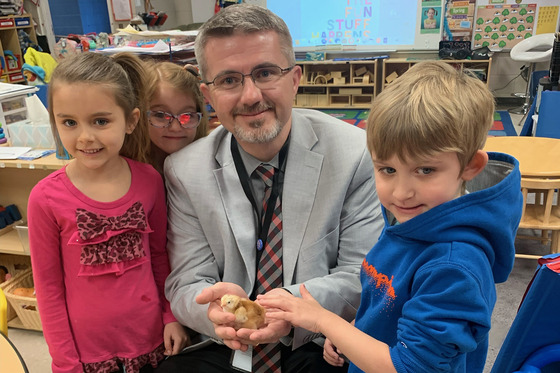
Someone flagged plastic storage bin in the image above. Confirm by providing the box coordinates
[14,222,29,254]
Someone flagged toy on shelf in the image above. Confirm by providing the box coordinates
[22,63,46,86]
[3,50,20,72]
[0,123,7,144]
[53,38,81,61]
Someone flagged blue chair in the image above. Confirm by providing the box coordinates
[519,98,537,136]
[514,344,560,372]
[491,254,560,372]
[534,90,560,139]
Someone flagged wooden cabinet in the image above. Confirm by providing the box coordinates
[295,59,379,109]
[0,154,67,255]
[382,57,492,90]
[0,14,38,84]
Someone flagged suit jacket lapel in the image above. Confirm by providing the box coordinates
[282,115,323,284]
[214,132,256,282]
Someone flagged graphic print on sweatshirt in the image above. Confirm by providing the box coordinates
[362,258,396,313]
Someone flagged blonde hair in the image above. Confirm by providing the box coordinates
[144,60,208,141]
[367,61,494,171]
[48,52,150,163]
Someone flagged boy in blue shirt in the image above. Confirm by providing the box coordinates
[258,61,523,372]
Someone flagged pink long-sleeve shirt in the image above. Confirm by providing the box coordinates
[28,158,176,373]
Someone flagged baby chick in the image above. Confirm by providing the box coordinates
[221,294,266,330]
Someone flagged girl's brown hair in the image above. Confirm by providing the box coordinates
[48,52,150,163]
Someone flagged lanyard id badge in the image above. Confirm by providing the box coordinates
[231,346,253,372]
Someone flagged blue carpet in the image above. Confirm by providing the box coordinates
[490,111,517,136]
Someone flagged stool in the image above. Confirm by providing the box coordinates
[509,33,554,115]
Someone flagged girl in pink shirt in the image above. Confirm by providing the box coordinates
[28,52,188,373]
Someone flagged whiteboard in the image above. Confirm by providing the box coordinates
[262,0,443,52]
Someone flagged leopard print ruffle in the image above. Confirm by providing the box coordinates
[83,343,165,373]
[71,202,152,276]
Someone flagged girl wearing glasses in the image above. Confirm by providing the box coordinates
[28,52,188,373]
[145,60,209,175]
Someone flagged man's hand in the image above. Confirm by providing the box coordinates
[196,282,249,350]
[236,318,292,345]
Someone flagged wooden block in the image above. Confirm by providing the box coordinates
[317,95,328,106]
[296,94,308,106]
[339,88,363,95]
[385,71,398,84]
[307,94,318,106]
[352,76,364,84]
[314,75,327,84]
[354,66,368,76]
[333,77,346,84]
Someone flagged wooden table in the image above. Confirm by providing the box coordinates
[484,137,560,177]
[0,332,28,373]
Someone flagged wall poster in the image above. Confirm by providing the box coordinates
[473,4,537,50]
[442,0,476,41]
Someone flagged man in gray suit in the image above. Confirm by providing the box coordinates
[158,4,383,373]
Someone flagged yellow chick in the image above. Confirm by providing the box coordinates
[220,294,266,330]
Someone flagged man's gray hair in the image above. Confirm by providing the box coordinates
[194,4,295,81]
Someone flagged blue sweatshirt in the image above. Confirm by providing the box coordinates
[349,152,523,373]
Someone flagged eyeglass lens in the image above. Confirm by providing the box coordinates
[148,111,201,128]
[212,66,289,90]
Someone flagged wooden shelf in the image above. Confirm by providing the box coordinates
[0,153,69,170]
[0,14,37,84]
[382,57,492,90]
[294,59,379,109]
[0,153,68,255]
[0,229,27,255]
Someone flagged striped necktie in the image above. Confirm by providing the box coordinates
[253,164,282,373]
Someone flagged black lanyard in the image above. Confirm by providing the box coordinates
[230,136,288,254]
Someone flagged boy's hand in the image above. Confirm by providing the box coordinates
[323,338,345,367]
[257,284,327,333]
[163,322,190,356]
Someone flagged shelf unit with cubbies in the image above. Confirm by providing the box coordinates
[381,57,492,90]
[0,14,37,84]
[295,59,379,109]
[0,154,68,256]
[0,154,68,331]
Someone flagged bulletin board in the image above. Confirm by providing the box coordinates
[472,0,560,51]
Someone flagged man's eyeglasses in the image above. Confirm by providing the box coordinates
[147,111,202,129]
[204,65,295,91]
